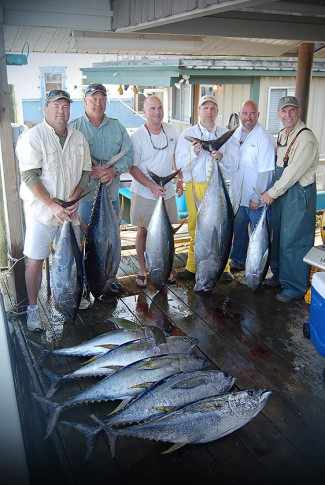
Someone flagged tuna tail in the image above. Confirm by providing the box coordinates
[147,169,180,187]
[209,126,238,151]
[52,187,96,208]
[42,367,64,398]
[31,392,62,439]
[60,421,101,461]
[91,148,129,167]
[28,340,49,366]
[91,414,119,458]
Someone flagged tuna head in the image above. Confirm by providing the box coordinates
[228,389,272,419]
[194,259,218,292]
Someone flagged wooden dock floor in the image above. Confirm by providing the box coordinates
[2,229,325,485]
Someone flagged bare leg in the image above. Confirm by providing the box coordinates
[135,226,147,276]
[25,258,44,305]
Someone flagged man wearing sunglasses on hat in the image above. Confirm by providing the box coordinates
[260,96,319,303]
[17,90,92,331]
[70,83,132,298]
[128,95,182,288]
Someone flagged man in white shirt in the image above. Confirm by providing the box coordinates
[129,96,183,288]
[221,100,275,275]
[175,95,234,281]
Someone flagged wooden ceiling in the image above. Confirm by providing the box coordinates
[2,1,325,58]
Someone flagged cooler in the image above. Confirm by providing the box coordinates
[308,271,325,356]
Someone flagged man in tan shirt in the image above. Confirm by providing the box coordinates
[261,96,319,302]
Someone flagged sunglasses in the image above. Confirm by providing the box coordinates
[47,90,71,99]
[85,84,107,96]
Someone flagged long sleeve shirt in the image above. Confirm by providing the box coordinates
[268,120,319,199]
[17,120,91,226]
[69,113,133,202]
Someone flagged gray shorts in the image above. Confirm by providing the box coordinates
[23,218,81,260]
[130,193,178,228]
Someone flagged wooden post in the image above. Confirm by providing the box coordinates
[0,20,27,309]
[295,43,315,123]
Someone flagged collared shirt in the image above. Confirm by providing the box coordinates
[130,122,178,200]
[175,123,228,183]
[268,120,319,199]
[221,122,275,207]
[69,113,133,202]
[17,120,91,226]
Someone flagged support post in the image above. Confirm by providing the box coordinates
[295,43,314,123]
[0,18,27,309]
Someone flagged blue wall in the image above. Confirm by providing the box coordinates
[22,98,145,129]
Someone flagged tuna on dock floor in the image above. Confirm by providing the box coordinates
[1,225,325,485]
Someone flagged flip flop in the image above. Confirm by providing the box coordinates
[136,275,147,288]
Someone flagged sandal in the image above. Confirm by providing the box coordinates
[136,275,147,288]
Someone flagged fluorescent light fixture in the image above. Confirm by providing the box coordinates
[69,32,203,54]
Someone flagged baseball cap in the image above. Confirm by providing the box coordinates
[198,95,218,108]
[46,90,72,103]
[278,96,299,110]
[85,83,107,97]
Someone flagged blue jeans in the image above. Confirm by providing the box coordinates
[230,205,264,268]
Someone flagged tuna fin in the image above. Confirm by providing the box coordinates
[147,169,180,187]
[107,317,143,329]
[161,442,185,454]
[96,343,118,350]
[173,220,185,234]
[106,148,129,168]
[131,382,154,389]
[109,399,130,415]
[32,392,62,439]
[52,187,96,208]
[60,421,100,462]
[91,414,119,458]
[149,326,167,345]
[102,365,123,371]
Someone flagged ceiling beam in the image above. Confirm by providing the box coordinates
[138,16,325,42]
[3,3,113,31]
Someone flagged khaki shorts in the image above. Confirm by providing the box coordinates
[23,218,81,260]
[130,193,178,228]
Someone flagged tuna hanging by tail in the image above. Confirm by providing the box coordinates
[194,162,234,292]
[51,221,83,321]
[245,205,271,292]
[145,169,180,290]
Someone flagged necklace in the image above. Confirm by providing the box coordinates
[197,124,218,140]
[145,124,168,150]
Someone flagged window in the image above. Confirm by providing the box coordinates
[267,87,295,135]
[171,85,191,123]
[40,67,66,105]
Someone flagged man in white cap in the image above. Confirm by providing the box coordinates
[261,96,319,302]
[175,95,234,281]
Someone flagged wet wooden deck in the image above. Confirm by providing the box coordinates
[2,226,325,485]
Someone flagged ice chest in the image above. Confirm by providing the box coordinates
[309,271,325,356]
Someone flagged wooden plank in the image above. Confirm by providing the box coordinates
[0,23,27,308]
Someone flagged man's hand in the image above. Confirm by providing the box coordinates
[260,192,274,206]
[92,165,116,185]
[211,150,223,162]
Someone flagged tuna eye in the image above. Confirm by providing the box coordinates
[248,390,254,396]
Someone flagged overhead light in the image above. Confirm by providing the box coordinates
[175,75,191,90]
[69,32,203,53]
